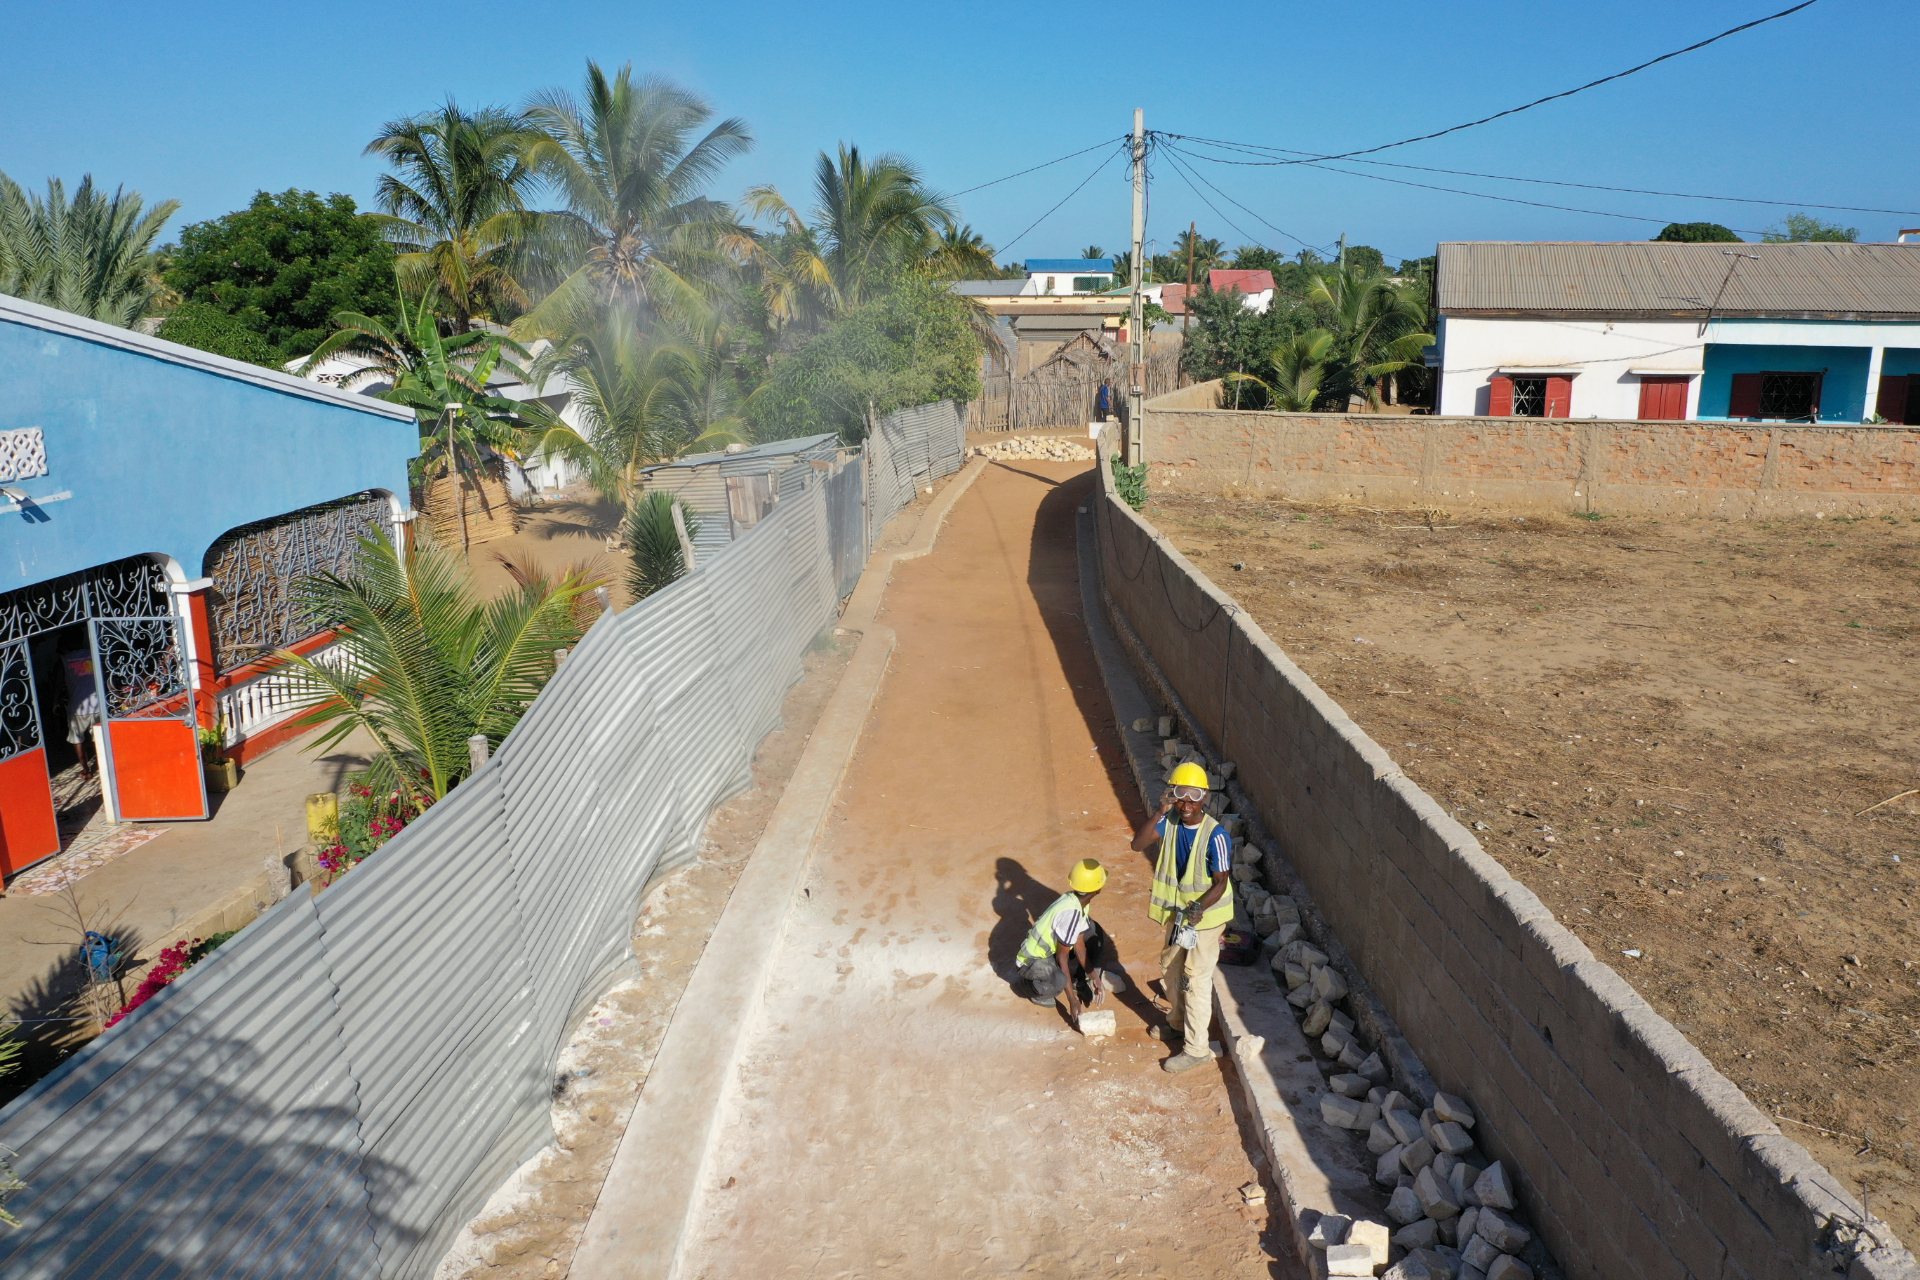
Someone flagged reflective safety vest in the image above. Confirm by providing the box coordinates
[1149,813,1234,930]
[1018,892,1091,966]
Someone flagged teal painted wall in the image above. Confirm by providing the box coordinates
[0,318,417,591]
[1699,343,1871,422]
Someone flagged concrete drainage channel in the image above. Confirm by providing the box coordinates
[1074,507,1558,1280]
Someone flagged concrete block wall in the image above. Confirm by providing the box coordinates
[1089,450,1917,1278]
[1146,388,1920,519]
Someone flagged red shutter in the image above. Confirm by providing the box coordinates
[1728,373,1763,418]
[1878,375,1911,424]
[1488,376,1513,417]
[1545,376,1573,418]
[1638,376,1689,421]
[1808,372,1824,421]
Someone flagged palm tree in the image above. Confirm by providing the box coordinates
[1306,264,1432,408]
[746,145,957,316]
[270,531,595,805]
[302,283,543,551]
[0,172,177,326]
[624,491,700,600]
[517,62,754,329]
[364,101,542,331]
[1228,329,1335,412]
[925,223,998,281]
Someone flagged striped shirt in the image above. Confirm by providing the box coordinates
[1157,816,1233,880]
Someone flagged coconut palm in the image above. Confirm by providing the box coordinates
[746,145,957,317]
[0,172,177,326]
[302,283,543,551]
[1228,329,1335,412]
[364,101,543,331]
[624,491,701,600]
[925,223,999,281]
[517,62,754,329]
[271,531,595,805]
[1306,264,1433,407]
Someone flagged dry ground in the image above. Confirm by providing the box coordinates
[1144,490,1920,1246]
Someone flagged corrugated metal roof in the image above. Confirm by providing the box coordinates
[642,433,838,472]
[1210,269,1275,294]
[1437,241,1920,318]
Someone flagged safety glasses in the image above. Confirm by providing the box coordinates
[1171,785,1207,803]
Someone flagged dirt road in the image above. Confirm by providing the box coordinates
[1147,490,1920,1246]
[678,461,1285,1279]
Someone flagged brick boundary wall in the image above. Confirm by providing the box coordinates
[1145,385,1920,520]
[1090,432,1919,1280]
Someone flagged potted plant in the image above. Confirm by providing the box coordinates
[198,718,238,792]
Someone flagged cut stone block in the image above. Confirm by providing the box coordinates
[1385,1109,1423,1145]
[1284,962,1309,990]
[1302,1001,1334,1037]
[1433,1091,1476,1128]
[1448,1160,1476,1207]
[1415,1165,1461,1219]
[1472,1162,1515,1211]
[1459,1268,1487,1280]
[1387,1185,1425,1225]
[1415,1247,1460,1280]
[1284,941,1329,969]
[1381,1090,1412,1116]
[1368,1120,1399,1155]
[1326,1244,1376,1277]
[1231,864,1256,883]
[1162,738,1179,755]
[1330,1010,1356,1035]
[1132,717,1154,732]
[1475,1209,1530,1254]
[1288,983,1316,1009]
[1321,1027,1355,1059]
[1157,716,1173,737]
[1220,761,1237,780]
[1420,1108,1441,1144]
[1433,1121,1476,1155]
[1432,1153,1458,1182]
[1307,1214,1351,1248]
[1367,1086,1387,1105]
[1485,1257,1533,1280]
[1348,1219,1391,1267]
[1385,1258,1434,1280]
[1393,1217,1440,1250]
[1456,1207,1479,1246]
[1436,1218,1458,1247]
[1376,1144,1408,1186]
[1077,1009,1116,1037]
[1321,1094,1373,1130]
[1312,964,1350,1002]
[1274,921,1302,946]
[1461,1235,1501,1272]
[1356,1051,1388,1083]
[1337,1039,1368,1070]
[1330,1072,1370,1099]
[1399,1136,1436,1174]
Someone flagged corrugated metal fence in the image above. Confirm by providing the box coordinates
[0,403,965,1279]
[863,399,966,550]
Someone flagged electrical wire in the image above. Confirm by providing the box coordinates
[1203,0,1822,166]
[1167,134,1920,219]
[1158,145,1320,252]
[996,143,1128,255]
[948,138,1127,199]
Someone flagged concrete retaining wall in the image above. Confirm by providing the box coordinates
[1146,385,1920,519]
[1089,432,1916,1279]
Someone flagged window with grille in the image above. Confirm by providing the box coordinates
[1759,373,1820,420]
[202,492,389,672]
[1510,378,1547,417]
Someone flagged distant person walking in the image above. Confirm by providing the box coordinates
[1131,762,1233,1072]
[1016,859,1109,1029]
[1095,381,1113,420]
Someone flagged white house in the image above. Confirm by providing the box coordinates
[1020,258,1115,296]
[1431,241,1920,423]
[1155,269,1277,321]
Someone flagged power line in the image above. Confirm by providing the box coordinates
[1157,144,1320,252]
[996,143,1127,255]
[1188,0,1822,167]
[948,138,1126,199]
[1168,134,1920,219]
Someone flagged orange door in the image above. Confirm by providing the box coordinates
[91,617,208,823]
[1638,376,1690,420]
[0,640,60,875]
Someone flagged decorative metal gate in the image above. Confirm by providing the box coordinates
[90,614,206,823]
[0,638,59,867]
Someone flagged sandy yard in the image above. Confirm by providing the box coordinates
[1143,489,1920,1247]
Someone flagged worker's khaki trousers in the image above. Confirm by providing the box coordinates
[1159,923,1224,1056]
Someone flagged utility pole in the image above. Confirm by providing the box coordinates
[1337,232,1346,270]
[1128,108,1146,465]
[1184,221,1196,338]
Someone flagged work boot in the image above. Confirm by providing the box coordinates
[1148,1024,1182,1045]
[1030,994,1059,1008]
[1162,1051,1212,1074]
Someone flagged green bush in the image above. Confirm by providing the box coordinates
[156,301,281,367]
[1111,455,1148,510]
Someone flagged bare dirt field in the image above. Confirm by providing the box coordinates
[1144,489,1920,1247]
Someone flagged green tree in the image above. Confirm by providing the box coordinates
[159,190,396,361]
[365,101,543,330]
[1342,245,1385,276]
[1228,329,1335,411]
[1654,222,1742,243]
[1229,245,1289,274]
[625,491,701,599]
[1180,284,1297,400]
[1306,263,1432,407]
[1151,229,1226,284]
[155,301,280,365]
[1761,213,1858,243]
[271,531,594,805]
[0,172,177,326]
[518,62,754,327]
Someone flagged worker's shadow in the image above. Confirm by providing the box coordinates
[990,856,1161,1030]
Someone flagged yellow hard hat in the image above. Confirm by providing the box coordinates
[1068,859,1107,893]
[1168,762,1209,789]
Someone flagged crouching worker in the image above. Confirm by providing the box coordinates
[1016,859,1109,1027]
[1133,762,1233,1073]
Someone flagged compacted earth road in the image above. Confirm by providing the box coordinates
[677,461,1289,1279]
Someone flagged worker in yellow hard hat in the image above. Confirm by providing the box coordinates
[1131,761,1233,1073]
[1015,859,1110,1028]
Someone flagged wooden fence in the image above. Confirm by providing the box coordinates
[968,346,1182,433]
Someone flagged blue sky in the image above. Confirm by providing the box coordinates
[7,0,1918,268]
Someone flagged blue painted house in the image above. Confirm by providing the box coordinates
[0,295,416,876]
[1431,241,1920,423]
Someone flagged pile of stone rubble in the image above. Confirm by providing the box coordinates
[968,437,1095,462]
[1145,717,1553,1280]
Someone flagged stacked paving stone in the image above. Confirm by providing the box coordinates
[1151,717,1554,1280]
[968,437,1095,462]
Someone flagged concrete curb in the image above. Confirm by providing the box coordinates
[568,459,988,1280]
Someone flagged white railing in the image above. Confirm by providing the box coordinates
[215,640,346,747]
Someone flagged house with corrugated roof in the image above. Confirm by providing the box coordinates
[1152,269,1277,320]
[1430,241,1920,423]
